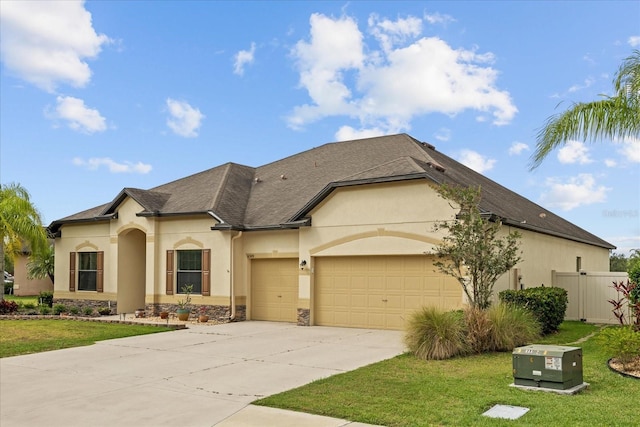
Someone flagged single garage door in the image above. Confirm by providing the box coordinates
[251,258,298,322]
[315,256,461,330]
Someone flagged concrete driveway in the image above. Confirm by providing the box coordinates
[0,321,404,426]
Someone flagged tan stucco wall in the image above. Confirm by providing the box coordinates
[492,226,610,302]
[12,254,53,296]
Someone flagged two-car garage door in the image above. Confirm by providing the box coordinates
[314,256,461,330]
[250,255,462,330]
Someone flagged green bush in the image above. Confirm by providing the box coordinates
[499,287,568,335]
[82,307,94,316]
[4,283,13,295]
[39,306,51,315]
[597,325,640,370]
[98,307,112,315]
[52,304,67,315]
[69,306,80,315]
[485,304,541,351]
[23,302,36,309]
[38,291,54,307]
[464,305,540,353]
[404,306,467,360]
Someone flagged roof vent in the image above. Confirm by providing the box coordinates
[427,162,445,172]
[422,142,436,150]
[280,174,287,180]
[254,177,261,184]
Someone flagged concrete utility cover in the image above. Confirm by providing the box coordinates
[483,404,530,420]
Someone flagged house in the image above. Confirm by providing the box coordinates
[48,134,614,329]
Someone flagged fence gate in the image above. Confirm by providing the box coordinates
[552,271,628,324]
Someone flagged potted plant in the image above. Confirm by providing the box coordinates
[176,284,193,321]
[159,310,169,319]
[198,306,209,323]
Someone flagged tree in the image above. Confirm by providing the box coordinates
[0,183,47,300]
[28,243,55,284]
[610,252,629,272]
[433,184,522,310]
[530,50,640,169]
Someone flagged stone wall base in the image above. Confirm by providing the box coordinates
[145,303,246,322]
[297,308,310,326]
[54,298,116,315]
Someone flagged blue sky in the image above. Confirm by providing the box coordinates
[1,1,638,255]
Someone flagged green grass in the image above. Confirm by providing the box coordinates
[0,320,173,358]
[4,295,39,306]
[255,321,639,426]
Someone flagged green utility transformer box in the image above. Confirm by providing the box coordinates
[512,345,583,390]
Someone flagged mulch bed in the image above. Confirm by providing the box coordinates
[608,356,640,379]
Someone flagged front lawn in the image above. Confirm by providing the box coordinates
[255,322,639,426]
[0,320,173,358]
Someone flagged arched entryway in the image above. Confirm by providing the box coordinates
[117,228,146,313]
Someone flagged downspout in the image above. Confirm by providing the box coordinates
[229,231,242,320]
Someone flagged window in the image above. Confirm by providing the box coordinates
[177,250,202,294]
[576,256,582,272]
[78,252,98,291]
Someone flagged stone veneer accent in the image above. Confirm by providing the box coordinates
[54,298,117,315]
[146,303,246,322]
[297,308,310,326]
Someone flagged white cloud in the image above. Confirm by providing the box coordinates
[456,149,496,173]
[288,13,517,134]
[0,0,111,92]
[604,159,617,167]
[434,128,451,142]
[233,42,256,76]
[629,36,640,47]
[335,125,386,141]
[73,157,152,174]
[423,12,456,25]
[567,77,595,93]
[166,98,205,138]
[368,14,422,52]
[616,137,640,163]
[508,141,529,155]
[539,174,609,211]
[557,140,593,164]
[49,96,106,133]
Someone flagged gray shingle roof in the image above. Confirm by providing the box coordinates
[48,133,614,249]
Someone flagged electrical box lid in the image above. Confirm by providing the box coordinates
[512,344,580,358]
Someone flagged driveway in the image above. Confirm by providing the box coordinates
[0,321,404,426]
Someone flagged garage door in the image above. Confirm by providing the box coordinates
[315,256,461,330]
[251,258,298,322]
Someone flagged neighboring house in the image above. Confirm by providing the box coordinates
[48,134,614,329]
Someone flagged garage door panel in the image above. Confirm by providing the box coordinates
[251,259,298,322]
[315,256,462,330]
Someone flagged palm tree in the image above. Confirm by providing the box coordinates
[28,243,55,284]
[0,183,48,300]
[530,50,640,169]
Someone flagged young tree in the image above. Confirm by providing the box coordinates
[530,50,640,169]
[0,183,47,300]
[433,184,522,310]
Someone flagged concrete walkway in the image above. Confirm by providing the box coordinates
[1,320,404,426]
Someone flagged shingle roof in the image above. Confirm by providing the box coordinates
[48,133,614,249]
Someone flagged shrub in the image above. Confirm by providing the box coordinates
[597,326,640,370]
[464,307,493,353]
[98,307,112,315]
[499,287,568,334]
[464,305,540,353]
[23,302,36,309]
[39,291,54,308]
[82,307,94,316]
[69,306,80,315]
[608,280,640,328]
[52,304,67,315]
[0,300,19,314]
[404,306,467,360]
[485,304,541,351]
[39,306,51,315]
[4,283,13,295]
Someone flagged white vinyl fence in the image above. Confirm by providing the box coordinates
[552,271,629,324]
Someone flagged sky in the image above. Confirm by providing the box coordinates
[1,0,639,256]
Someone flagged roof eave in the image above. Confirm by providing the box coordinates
[502,218,616,250]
